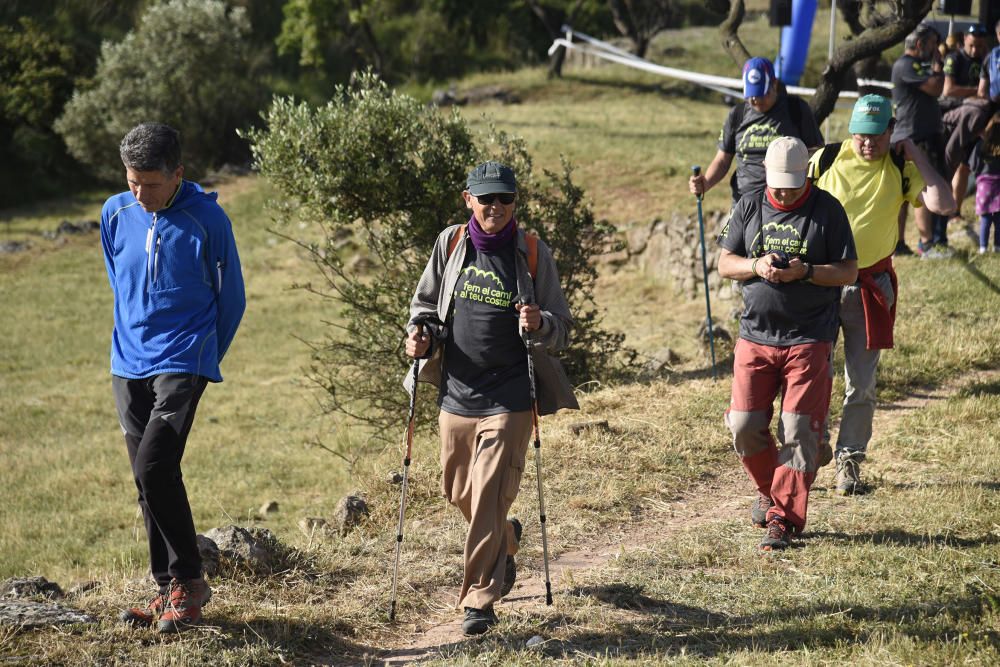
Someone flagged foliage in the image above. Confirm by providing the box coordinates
[0,17,79,206]
[53,0,264,182]
[245,72,628,443]
[276,0,615,85]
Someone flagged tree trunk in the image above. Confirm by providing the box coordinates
[719,0,750,67]
[527,0,584,78]
[811,0,933,125]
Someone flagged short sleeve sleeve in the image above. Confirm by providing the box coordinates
[718,106,739,154]
[718,198,749,255]
[903,160,927,208]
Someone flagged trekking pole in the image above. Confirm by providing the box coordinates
[389,324,422,622]
[692,165,718,380]
[519,298,553,605]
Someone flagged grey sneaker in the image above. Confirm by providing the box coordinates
[750,493,774,528]
[920,245,955,260]
[835,454,864,496]
[501,518,522,597]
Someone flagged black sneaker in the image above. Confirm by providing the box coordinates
[759,517,792,552]
[501,518,522,597]
[462,606,498,635]
[750,493,774,528]
[894,240,914,256]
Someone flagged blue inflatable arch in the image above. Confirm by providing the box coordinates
[776,0,818,86]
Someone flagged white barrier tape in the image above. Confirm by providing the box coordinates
[549,27,893,100]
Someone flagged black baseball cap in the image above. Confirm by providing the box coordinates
[967,24,988,36]
[466,161,516,196]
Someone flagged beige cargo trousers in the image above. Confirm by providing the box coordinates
[439,410,532,610]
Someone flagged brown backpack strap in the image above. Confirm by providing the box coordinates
[524,231,538,280]
[448,223,537,279]
[447,224,466,258]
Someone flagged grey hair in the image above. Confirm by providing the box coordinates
[119,123,182,173]
[905,24,940,51]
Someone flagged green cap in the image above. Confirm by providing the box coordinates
[466,161,516,196]
[849,94,892,135]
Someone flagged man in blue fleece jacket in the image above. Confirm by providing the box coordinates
[100,123,245,632]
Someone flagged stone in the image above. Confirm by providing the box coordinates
[568,420,611,436]
[346,254,375,273]
[625,220,656,256]
[1,577,63,600]
[0,600,96,629]
[641,347,681,377]
[387,471,404,485]
[298,517,331,538]
[696,320,733,347]
[65,581,101,598]
[197,534,221,577]
[526,635,545,648]
[202,525,278,574]
[0,240,29,254]
[259,500,279,515]
[334,493,370,536]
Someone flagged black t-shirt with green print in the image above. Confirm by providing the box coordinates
[718,186,857,346]
[717,93,823,203]
[440,242,531,416]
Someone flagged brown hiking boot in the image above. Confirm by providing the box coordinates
[750,493,774,528]
[157,577,212,633]
[120,589,168,627]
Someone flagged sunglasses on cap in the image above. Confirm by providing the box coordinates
[474,192,516,205]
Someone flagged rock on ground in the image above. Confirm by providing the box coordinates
[0,600,96,628]
[1,577,63,600]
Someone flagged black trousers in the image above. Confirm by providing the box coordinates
[112,373,208,586]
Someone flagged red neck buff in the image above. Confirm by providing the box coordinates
[766,181,812,211]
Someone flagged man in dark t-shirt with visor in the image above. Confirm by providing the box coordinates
[689,56,823,206]
[718,137,858,552]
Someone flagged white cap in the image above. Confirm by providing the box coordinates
[764,136,809,189]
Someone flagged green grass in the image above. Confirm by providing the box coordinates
[2,14,1000,662]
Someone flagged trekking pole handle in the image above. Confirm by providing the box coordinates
[692,165,703,202]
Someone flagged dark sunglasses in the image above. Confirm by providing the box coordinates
[474,192,515,205]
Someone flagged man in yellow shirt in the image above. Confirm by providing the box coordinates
[809,95,955,495]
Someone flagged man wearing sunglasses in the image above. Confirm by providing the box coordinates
[809,95,954,496]
[404,161,576,635]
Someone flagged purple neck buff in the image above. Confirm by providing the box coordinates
[467,214,517,253]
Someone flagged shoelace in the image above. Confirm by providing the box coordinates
[766,518,788,540]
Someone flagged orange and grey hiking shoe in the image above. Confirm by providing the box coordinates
[750,493,774,528]
[120,589,168,627]
[759,516,793,552]
[157,577,212,633]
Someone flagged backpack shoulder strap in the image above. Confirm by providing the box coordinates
[810,142,843,182]
[447,224,466,258]
[524,231,538,280]
[889,149,910,195]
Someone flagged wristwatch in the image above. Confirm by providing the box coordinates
[802,262,814,282]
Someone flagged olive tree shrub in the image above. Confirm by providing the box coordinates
[245,72,630,445]
[55,0,263,181]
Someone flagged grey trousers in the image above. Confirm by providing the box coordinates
[835,273,895,460]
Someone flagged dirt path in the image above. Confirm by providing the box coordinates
[377,369,998,665]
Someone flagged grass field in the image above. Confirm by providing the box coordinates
[2,8,1000,664]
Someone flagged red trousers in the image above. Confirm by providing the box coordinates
[725,339,833,531]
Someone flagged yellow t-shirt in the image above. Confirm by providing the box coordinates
[810,140,925,269]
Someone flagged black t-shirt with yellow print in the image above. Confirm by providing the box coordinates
[718,186,857,346]
[440,242,531,416]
